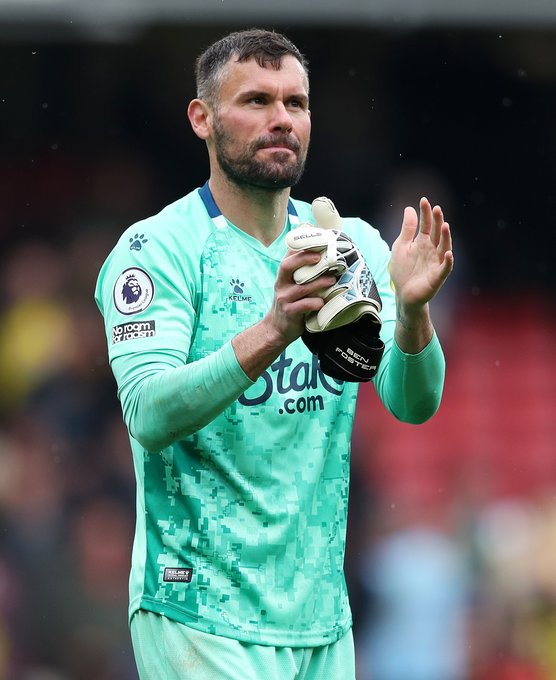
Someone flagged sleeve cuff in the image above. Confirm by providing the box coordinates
[222,339,256,389]
[392,331,441,363]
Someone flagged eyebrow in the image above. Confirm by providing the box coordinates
[239,89,309,104]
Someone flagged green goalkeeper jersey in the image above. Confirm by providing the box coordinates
[95,183,446,647]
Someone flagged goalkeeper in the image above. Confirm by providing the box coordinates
[95,28,453,680]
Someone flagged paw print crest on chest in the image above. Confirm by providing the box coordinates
[230,278,245,294]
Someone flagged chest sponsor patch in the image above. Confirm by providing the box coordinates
[112,320,156,343]
[113,267,155,315]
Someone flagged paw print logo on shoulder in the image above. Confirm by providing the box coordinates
[129,233,148,251]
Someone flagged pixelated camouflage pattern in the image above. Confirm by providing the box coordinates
[140,219,359,645]
[98,190,396,646]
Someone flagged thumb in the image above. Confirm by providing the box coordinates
[398,206,418,243]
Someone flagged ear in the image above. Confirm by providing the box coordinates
[187,99,212,140]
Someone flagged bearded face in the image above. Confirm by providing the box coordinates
[212,113,308,190]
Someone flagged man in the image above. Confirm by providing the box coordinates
[95,28,453,680]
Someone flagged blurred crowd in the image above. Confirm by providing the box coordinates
[349,295,556,680]
[1,22,556,680]
[0,227,138,679]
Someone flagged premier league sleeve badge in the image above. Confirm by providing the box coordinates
[113,267,155,315]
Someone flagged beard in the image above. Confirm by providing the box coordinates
[212,116,308,190]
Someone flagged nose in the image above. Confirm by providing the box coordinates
[269,101,293,133]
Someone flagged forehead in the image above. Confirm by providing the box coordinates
[218,55,309,100]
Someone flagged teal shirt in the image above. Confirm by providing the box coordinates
[95,187,445,646]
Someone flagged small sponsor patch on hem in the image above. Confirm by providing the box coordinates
[112,320,156,343]
[163,567,193,583]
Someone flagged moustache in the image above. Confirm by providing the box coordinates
[253,135,301,154]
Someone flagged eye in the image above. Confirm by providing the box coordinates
[288,98,307,111]
[248,95,267,106]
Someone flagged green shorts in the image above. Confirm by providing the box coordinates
[130,610,356,680]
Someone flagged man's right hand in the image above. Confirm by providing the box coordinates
[269,249,339,344]
[231,250,337,380]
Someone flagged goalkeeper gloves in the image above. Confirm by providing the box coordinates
[285,197,385,382]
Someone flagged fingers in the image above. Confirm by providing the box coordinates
[280,249,320,281]
[413,197,447,249]
[437,252,455,291]
[438,221,452,257]
[278,250,337,305]
[291,274,336,306]
[268,250,337,344]
[399,198,446,246]
[430,204,445,247]
[418,197,432,236]
[438,222,454,280]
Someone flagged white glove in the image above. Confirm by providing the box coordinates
[285,197,382,332]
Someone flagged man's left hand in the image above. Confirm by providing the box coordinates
[389,197,454,309]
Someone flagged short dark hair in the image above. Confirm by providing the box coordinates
[195,28,309,107]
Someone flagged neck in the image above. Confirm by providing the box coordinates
[208,173,291,246]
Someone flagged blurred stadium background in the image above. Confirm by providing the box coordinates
[1,1,556,678]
